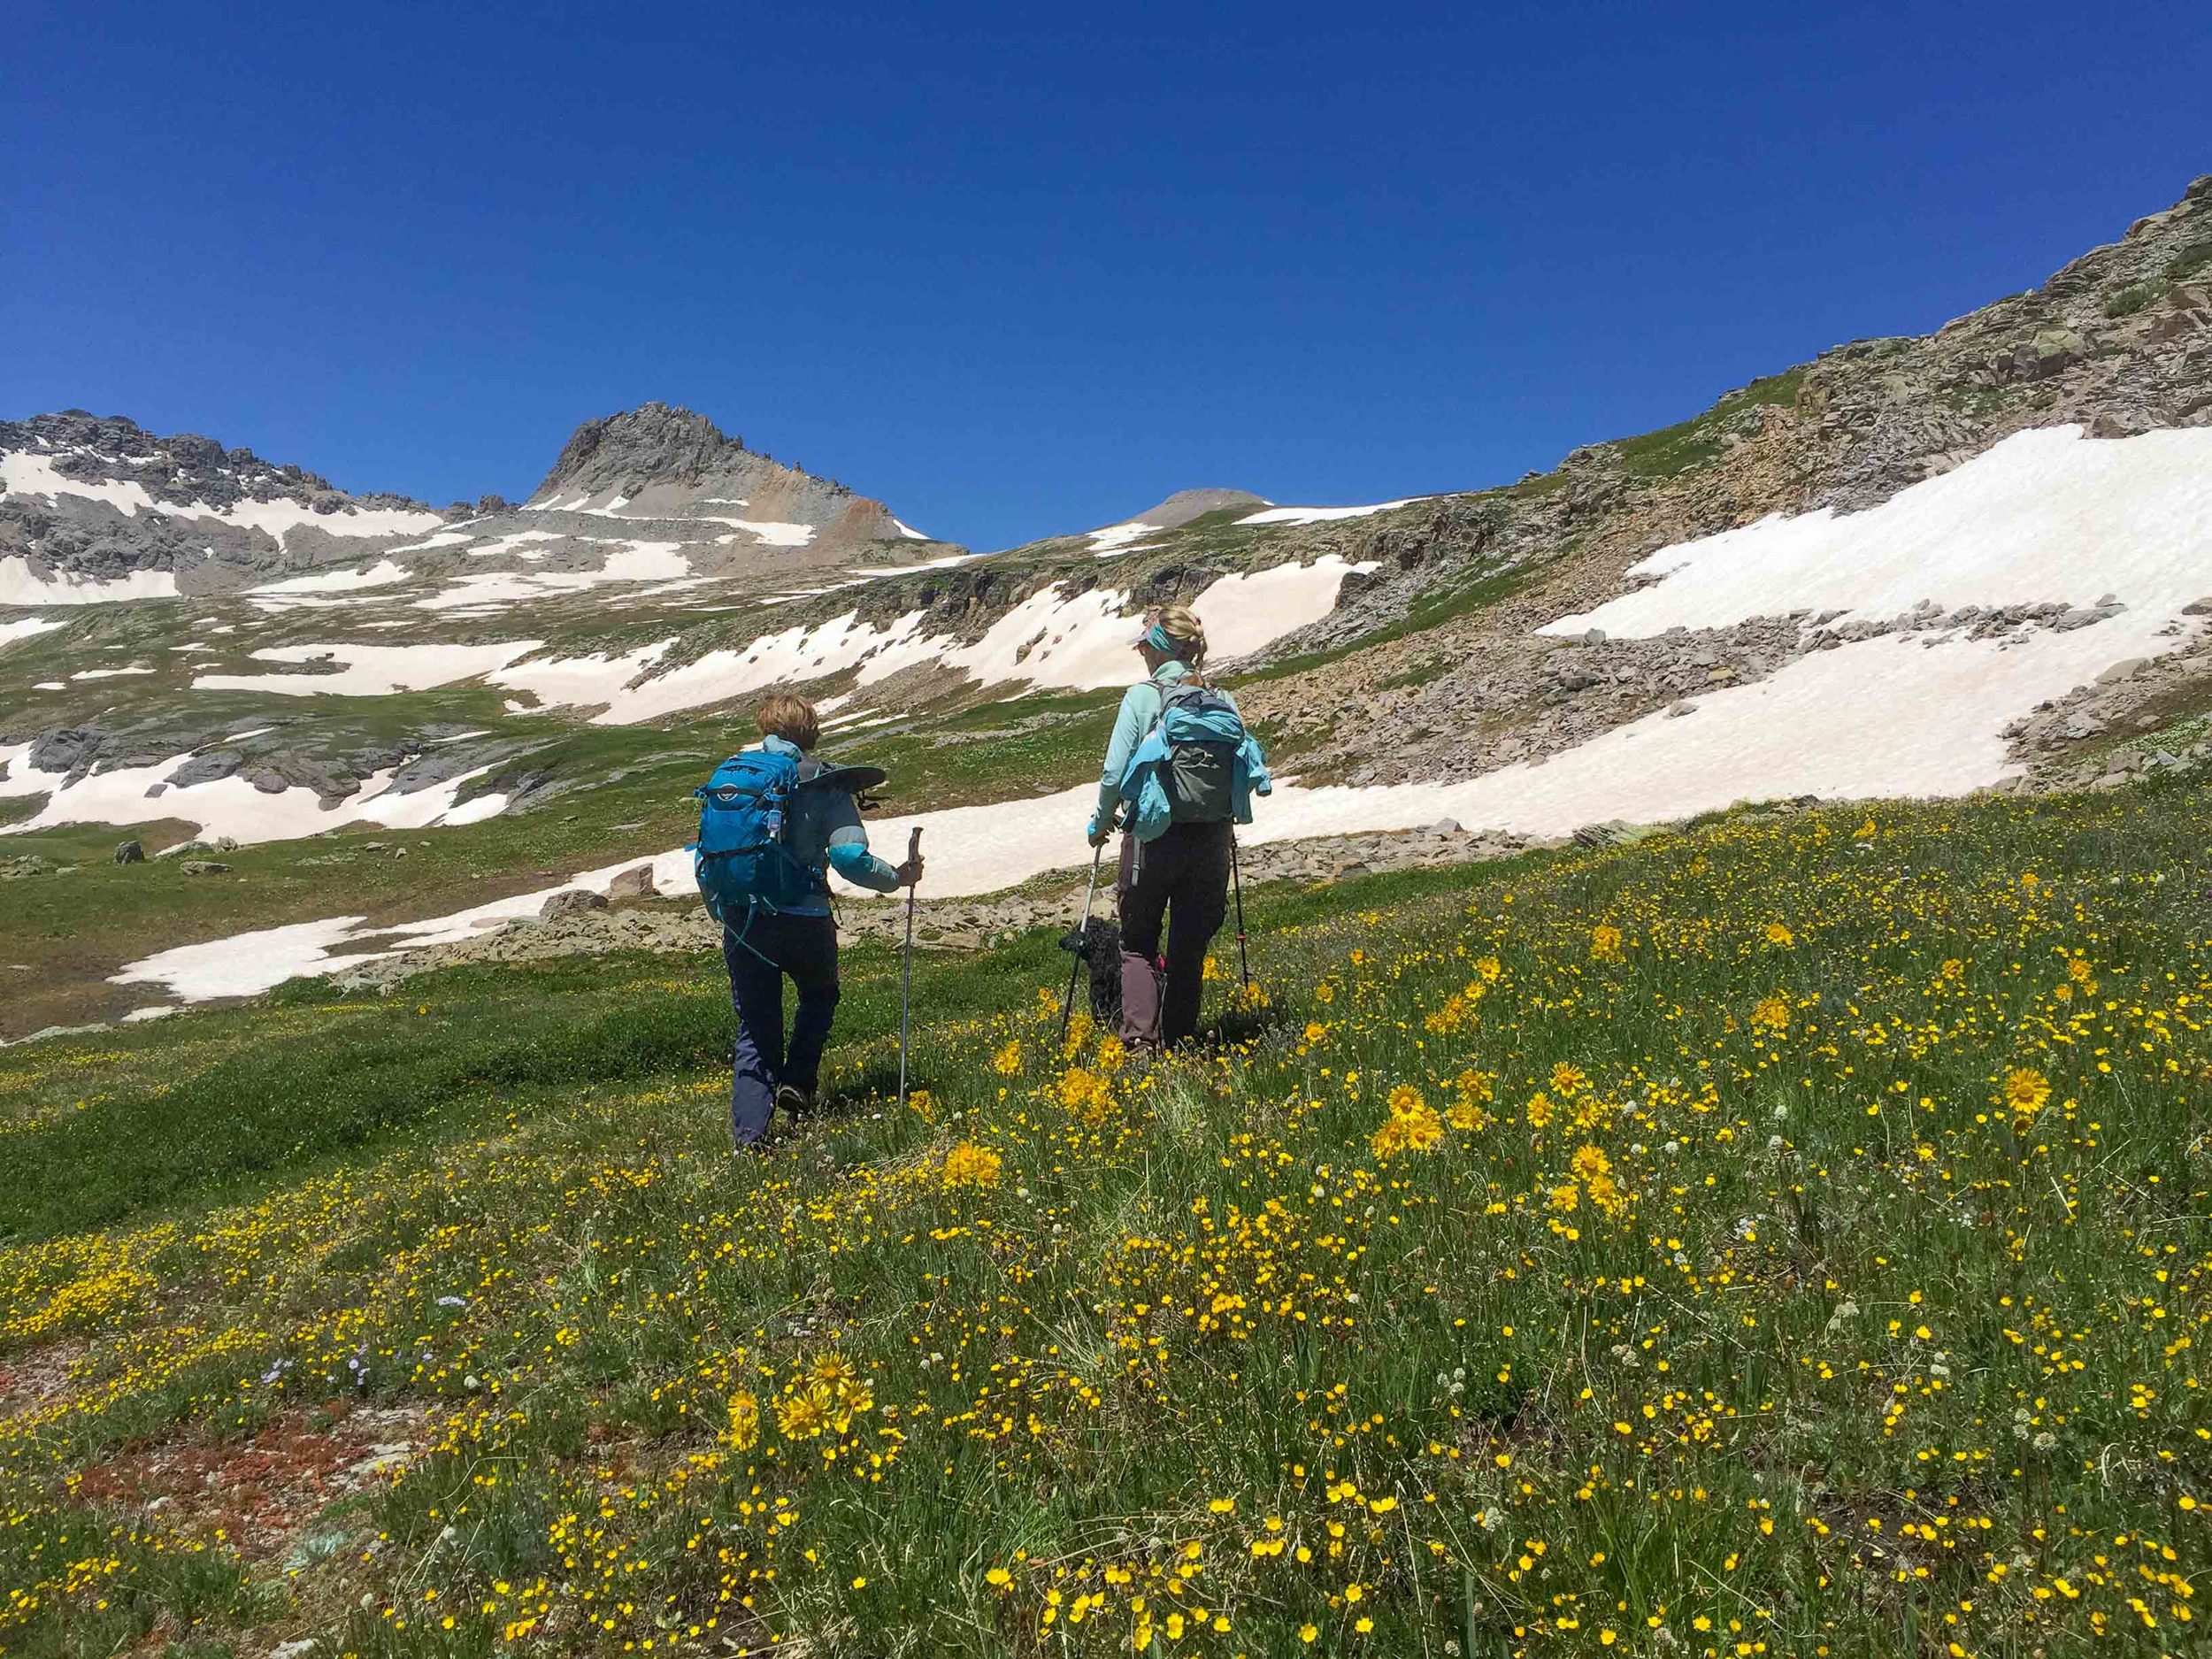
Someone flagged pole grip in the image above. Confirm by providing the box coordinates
[907,827,923,862]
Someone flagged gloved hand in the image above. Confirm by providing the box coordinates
[1086,810,1116,848]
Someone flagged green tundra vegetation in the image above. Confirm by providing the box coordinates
[1,780,2207,1657]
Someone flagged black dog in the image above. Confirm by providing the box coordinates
[1057,915,1123,1027]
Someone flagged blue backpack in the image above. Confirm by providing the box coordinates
[691,750,822,922]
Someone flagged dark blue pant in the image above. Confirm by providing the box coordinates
[721,910,841,1147]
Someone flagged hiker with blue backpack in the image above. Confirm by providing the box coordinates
[693,694,921,1149]
[1086,603,1271,1050]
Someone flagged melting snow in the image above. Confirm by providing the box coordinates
[0,745,511,847]
[0,557,180,606]
[192,641,543,696]
[383,530,475,555]
[1543,424,2212,639]
[489,641,672,710]
[1087,522,1159,553]
[496,557,1366,724]
[706,519,817,547]
[249,558,411,595]
[1237,498,1422,526]
[414,541,693,608]
[0,617,63,652]
[113,917,379,1001]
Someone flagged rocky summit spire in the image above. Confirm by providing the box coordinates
[526,402,915,542]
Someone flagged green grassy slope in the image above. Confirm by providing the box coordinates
[3,784,2207,1657]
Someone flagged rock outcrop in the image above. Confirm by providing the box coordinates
[526,402,923,545]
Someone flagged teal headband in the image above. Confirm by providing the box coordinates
[1141,623,1179,654]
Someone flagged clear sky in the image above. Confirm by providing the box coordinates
[6,3,2207,550]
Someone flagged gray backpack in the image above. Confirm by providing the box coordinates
[1156,684,1243,823]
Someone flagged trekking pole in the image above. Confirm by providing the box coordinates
[1059,838,1107,1045]
[897,827,922,1110]
[1230,829,1252,994]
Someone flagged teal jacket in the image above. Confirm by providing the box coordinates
[759,735,902,915]
[1088,662,1271,838]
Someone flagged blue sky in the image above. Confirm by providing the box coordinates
[6,3,2207,550]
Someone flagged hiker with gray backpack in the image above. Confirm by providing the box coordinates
[692,694,922,1150]
[1085,603,1271,1050]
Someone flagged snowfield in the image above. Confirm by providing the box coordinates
[0,741,511,848]
[249,559,411,595]
[494,556,1373,723]
[0,557,181,606]
[1541,425,2212,639]
[0,617,64,652]
[1237,498,1422,526]
[191,640,544,696]
[1087,522,1159,553]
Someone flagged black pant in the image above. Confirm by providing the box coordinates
[721,910,841,1146]
[1117,820,1233,1048]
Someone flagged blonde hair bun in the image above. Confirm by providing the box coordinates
[1154,603,1208,666]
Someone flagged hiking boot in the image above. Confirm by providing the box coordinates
[775,1083,816,1120]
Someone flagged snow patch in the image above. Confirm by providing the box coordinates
[1237,498,1422,526]
[501,557,1364,723]
[0,617,63,652]
[0,749,511,847]
[249,558,410,595]
[192,640,543,697]
[0,557,180,606]
[489,641,672,710]
[383,530,475,555]
[1087,521,1158,554]
[1542,424,2212,640]
[707,519,816,547]
[1189,555,1373,661]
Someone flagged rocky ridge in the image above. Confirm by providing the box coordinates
[1234,176,2212,785]
[0,411,451,594]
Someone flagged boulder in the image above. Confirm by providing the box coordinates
[540,888,608,921]
[607,864,658,901]
[179,860,232,876]
[114,840,144,865]
[168,750,243,789]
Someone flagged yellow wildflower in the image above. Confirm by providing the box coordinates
[941,1141,1002,1190]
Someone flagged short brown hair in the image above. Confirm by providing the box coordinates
[757,693,819,750]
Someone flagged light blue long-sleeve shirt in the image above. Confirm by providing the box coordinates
[757,735,901,915]
[1093,661,1226,832]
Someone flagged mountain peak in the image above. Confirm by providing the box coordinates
[526,403,924,545]
[1123,488,1270,530]
[534,403,792,499]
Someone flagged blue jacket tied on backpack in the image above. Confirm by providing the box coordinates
[1097,672,1271,843]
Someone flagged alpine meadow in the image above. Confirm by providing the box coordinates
[6,18,2212,1656]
